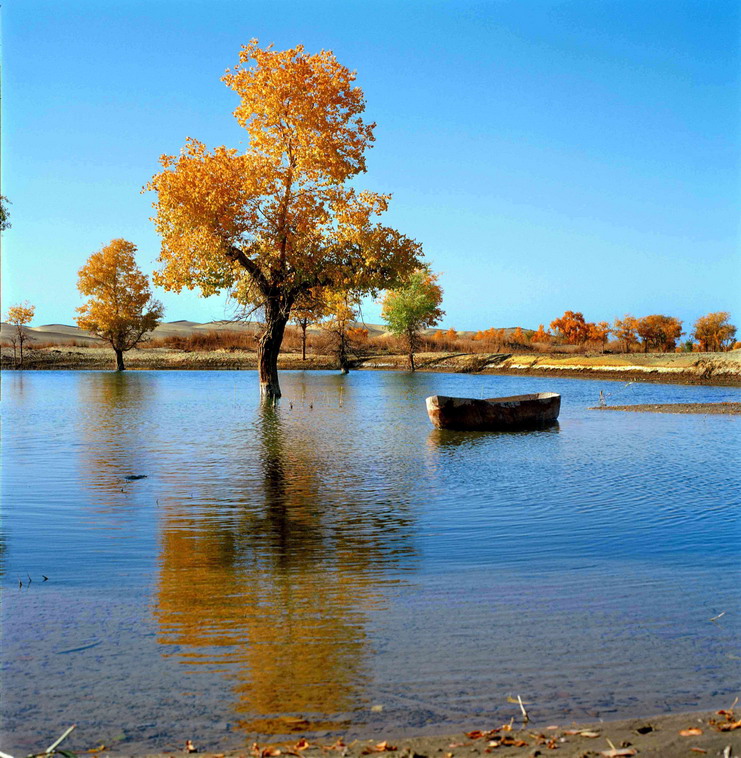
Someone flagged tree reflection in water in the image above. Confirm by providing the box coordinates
[154,401,418,738]
[76,372,153,508]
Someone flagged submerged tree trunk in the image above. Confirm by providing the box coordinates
[300,319,308,361]
[258,302,290,401]
[115,347,125,371]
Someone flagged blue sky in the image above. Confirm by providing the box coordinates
[2,0,739,332]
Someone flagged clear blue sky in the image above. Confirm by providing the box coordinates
[2,0,739,332]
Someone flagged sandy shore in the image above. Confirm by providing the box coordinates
[102,710,741,758]
[592,403,741,415]
[3,347,741,387]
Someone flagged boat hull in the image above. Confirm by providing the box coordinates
[425,392,561,431]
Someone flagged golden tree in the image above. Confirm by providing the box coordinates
[5,301,35,367]
[321,289,362,373]
[531,324,552,344]
[146,41,422,400]
[613,314,640,353]
[76,239,164,371]
[381,267,444,371]
[636,314,683,352]
[692,312,736,352]
[550,310,589,344]
[587,321,611,351]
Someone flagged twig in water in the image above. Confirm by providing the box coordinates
[45,725,76,754]
[710,611,727,622]
[517,694,530,725]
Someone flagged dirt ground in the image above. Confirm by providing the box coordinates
[2,347,741,387]
[105,710,741,758]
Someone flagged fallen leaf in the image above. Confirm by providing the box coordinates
[500,737,528,747]
[185,741,198,754]
[600,750,636,757]
[713,719,741,731]
[580,731,600,738]
[689,749,708,754]
[295,740,311,751]
[262,749,282,758]
[546,726,560,731]
[361,742,397,754]
[680,728,703,736]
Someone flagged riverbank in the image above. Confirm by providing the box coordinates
[87,709,740,758]
[592,402,741,414]
[3,346,740,386]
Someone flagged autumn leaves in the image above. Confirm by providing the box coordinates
[76,239,164,371]
[147,40,423,399]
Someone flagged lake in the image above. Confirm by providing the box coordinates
[2,369,739,754]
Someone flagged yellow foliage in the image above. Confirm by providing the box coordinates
[76,239,164,366]
[145,41,423,397]
[6,301,35,328]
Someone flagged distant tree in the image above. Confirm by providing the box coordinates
[76,239,164,371]
[381,267,444,371]
[613,315,640,353]
[0,196,11,231]
[692,312,736,352]
[5,301,35,367]
[550,310,589,344]
[636,314,683,352]
[291,289,328,361]
[587,321,611,352]
[531,324,552,344]
[322,290,362,373]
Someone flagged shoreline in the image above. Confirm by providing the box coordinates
[2,347,741,387]
[73,709,741,758]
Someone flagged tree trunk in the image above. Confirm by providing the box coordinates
[18,336,24,367]
[115,348,125,371]
[407,329,417,371]
[301,321,307,361]
[258,304,289,401]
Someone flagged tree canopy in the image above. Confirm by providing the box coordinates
[76,239,164,370]
[146,40,423,399]
[5,301,35,367]
[692,311,736,352]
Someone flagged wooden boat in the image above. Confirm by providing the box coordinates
[425,392,561,431]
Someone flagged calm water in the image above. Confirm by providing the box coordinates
[2,370,739,754]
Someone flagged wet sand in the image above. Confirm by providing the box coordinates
[591,403,741,415]
[111,710,741,758]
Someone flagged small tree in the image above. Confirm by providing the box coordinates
[76,239,164,370]
[531,324,552,344]
[291,289,328,361]
[692,312,736,352]
[5,301,35,367]
[381,268,444,370]
[322,290,362,373]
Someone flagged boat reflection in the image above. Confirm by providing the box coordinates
[427,421,560,450]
